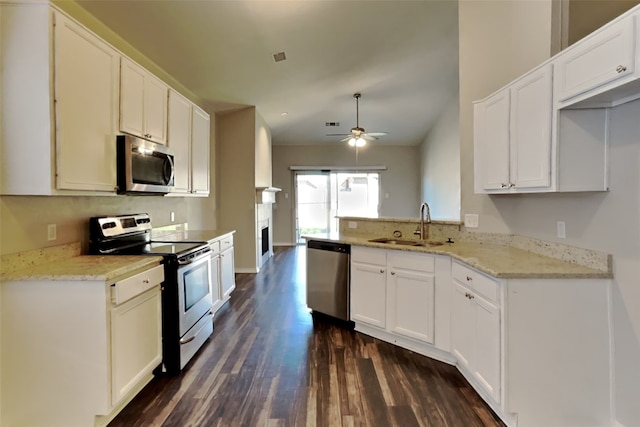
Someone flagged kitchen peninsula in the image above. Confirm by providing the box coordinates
[305,216,613,427]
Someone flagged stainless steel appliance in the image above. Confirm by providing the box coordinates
[306,240,351,321]
[117,135,175,194]
[89,213,213,374]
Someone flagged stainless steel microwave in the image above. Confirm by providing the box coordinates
[117,135,175,194]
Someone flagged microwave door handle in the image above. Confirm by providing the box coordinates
[164,155,175,185]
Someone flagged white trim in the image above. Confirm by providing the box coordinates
[289,165,387,171]
[608,280,617,425]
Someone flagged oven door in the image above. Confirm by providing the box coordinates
[177,253,213,337]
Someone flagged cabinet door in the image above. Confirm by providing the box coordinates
[350,261,387,328]
[387,268,435,344]
[191,106,210,195]
[210,254,223,313]
[54,11,119,192]
[167,90,192,193]
[474,89,510,192]
[474,294,501,403]
[220,247,235,299]
[110,287,162,405]
[120,58,145,138]
[510,65,552,189]
[451,282,475,370]
[144,75,168,144]
[554,14,635,103]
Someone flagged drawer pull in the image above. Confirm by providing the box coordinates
[390,271,395,275]
[379,269,385,274]
[466,276,472,281]
[616,65,627,73]
[143,279,149,284]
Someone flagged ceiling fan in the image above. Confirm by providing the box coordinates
[326,93,387,147]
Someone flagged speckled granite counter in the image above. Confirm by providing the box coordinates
[152,229,235,244]
[303,233,612,279]
[1,242,163,282]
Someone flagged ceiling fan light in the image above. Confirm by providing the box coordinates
[356,138,366,147]
[348,137,357,147]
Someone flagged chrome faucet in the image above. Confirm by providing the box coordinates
[413,202,431,240]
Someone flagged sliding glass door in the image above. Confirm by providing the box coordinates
[294,171,379,243]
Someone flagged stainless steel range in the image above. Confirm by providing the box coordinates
[89,213,213,374]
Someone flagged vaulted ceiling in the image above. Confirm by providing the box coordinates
[75,0,459,146]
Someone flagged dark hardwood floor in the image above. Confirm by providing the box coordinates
[108,246,506,427]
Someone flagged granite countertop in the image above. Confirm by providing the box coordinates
[303,233,611,279]
[152,229,235,244]
[1,255,164,283]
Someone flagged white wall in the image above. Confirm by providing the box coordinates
[419,95,460,221]
[271,144,420,245]
[255,112,272,188]
[460,1,640,424]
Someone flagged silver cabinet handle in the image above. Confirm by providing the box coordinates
[466,276,472,281]
[379,269,384,274]
[390,271,395,275]
[616,65,627,73]
[142,279,149,284]
[501,183,507,188]
[469,294,475,300]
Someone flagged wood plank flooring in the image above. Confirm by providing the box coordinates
[108,246,506,427]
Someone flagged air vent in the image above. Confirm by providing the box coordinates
[273,51,287,62]
[325,122,340,127]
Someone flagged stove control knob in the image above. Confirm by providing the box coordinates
[102,222,117,230]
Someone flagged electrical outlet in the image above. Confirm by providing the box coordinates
[170,212,175,222]
[348,221,357,229]
[464,214,479,228]
[557,221,566,239]
[47,224,57,241]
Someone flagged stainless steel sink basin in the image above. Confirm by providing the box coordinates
[368,237,445,247]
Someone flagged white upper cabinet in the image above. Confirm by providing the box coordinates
[54,11,120,192]
[167,90,210,196]
[191,106,211,195]
[509,65,552,189]
[474,64,552,193]
[554,13,636,106]
[120,58,168,144]
[0,4,121,195]
[474,88,510,192]
[167,90,192,193]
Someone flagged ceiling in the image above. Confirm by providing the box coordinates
[75,0,459,146]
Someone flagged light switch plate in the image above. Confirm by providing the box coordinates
[464,214,479,228]
[557,221,566,239]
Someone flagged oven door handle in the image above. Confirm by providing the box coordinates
[178,259,193,266]
[180,312,213,345]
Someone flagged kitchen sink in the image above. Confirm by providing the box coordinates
[368,237,445,247]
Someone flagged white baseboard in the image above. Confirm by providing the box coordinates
[235,267,258,274]
[274,242,298,247]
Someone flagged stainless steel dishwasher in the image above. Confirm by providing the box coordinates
[306,240,351,321]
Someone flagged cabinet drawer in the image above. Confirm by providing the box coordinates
[388,251,435,273]
[208,241,220,255]
[554,14,636,103]
[452,262,499,303]
[219,235,233,251]
[351,246,386,265]
[112,264,164,305]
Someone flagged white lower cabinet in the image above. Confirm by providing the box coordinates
[0,264,164,427]
[208,234,235,316]
[451,261,502,404]
[387,251,435,344]
[220,245,236,299]
[350,248,387,328]
[350,247,450,358]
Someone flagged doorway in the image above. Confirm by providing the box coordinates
[294,171,379,243]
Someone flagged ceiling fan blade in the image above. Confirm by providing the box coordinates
[326,133,351,137]
[362,134,378,141]
[340,136,352,142]
[364,132,388,137]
